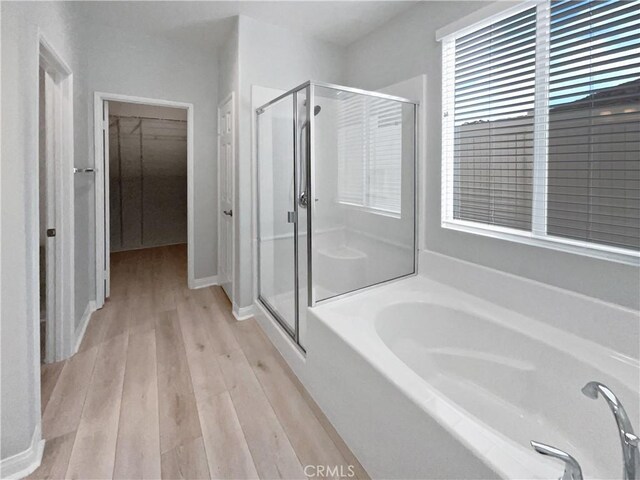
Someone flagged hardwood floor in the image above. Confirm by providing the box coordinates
[32,245,367,480]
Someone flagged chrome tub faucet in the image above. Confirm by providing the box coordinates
[582,381,639,480]
[530,441,583,480]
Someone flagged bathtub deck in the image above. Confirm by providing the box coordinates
[32,245,367,479]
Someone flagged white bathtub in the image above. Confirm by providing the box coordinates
[304,274,640,479]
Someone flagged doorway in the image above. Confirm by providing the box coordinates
[94,94,194,307]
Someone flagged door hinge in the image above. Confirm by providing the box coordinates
[287,211,297,224]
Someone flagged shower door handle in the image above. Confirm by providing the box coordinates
[298,120,308,208]
[298,153,308,208]
[299,192,308,208]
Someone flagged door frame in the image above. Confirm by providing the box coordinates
[94,92,195,308]
[217,92,235,303]
[38,34,75,362]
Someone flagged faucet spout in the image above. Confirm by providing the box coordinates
[582,381,640,480]
[530,441,583,480]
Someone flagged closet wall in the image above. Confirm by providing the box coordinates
[109,102,188,251]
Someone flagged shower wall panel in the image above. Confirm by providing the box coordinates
[312,86,416,301]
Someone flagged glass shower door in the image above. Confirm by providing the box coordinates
[257,81,417,350]
[257,95,297,336]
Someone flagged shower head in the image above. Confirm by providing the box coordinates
[302,100,322,116]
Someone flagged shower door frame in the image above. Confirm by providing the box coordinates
[256,80,419,350]
[255,90,302,343]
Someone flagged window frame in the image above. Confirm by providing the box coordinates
[441,0,640,266]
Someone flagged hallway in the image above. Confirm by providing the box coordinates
[33,245,365,479]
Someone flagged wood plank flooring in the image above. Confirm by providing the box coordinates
[32,245,367,479]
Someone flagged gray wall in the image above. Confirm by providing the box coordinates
[345,1,640,309]
[1,1,220,463]
[70,18,220,332]
[78,20,219,285]
[1,1,81,461]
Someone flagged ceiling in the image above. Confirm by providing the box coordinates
[70,1,418,51]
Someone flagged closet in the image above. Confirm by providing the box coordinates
[108,102,188,251]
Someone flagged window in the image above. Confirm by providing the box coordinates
[442,0,640,262]
[337,93,403,215]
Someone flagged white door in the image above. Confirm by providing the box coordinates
[102,100,111,299]
[42,70,57,363]
[218,95,234,299]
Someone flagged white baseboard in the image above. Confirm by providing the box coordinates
[73,300,96,355]
[190,275,218,289]
[0,424,45,479]
[232,303,255,321]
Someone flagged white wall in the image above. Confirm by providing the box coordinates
[0,1,80,464]
[345,1,640,309]
[217,17,239,105]
[236,15,348,309]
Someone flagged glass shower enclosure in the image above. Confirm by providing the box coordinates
[257,81,417,350]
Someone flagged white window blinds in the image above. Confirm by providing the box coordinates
[451,6,537,231]
[337,93,403,215]
[338,95,367,206]
[442,0,640,260]
[547,0,640,250]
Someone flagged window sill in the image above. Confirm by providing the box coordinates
[442,219,640,267]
